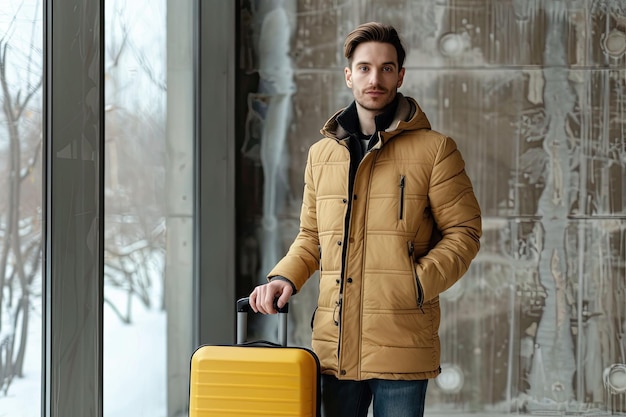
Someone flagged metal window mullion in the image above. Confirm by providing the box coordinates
[43,1,104,417]
[196,0,236,346]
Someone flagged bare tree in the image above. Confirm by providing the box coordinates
[0,1,166,398]
[103,0,167,323]
[0,3,43,394]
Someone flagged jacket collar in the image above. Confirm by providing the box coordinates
[320,93,431,142]
[336,95,400,138]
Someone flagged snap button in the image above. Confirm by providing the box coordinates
[337,241,342,246]
[340,370,346,375]
[347,277,353,283]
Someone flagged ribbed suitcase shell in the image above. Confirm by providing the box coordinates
[189,298,320,417]
[189,344,318,416]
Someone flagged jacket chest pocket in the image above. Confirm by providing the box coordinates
[398,175,406,219]
[396,174,429,230]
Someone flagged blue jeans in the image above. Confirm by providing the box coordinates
[321,374,429,417]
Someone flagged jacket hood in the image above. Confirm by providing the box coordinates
[320,93,432,142]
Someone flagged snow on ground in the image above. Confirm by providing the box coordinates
[103,297,167,417]
[0,296,167,417]
[0,314,41,417]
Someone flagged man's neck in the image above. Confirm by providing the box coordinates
[355,95,400,136]
[355,105,377,136]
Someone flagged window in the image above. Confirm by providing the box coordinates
[103,1,194,416]
[0,2,43,416]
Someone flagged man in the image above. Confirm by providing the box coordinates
[250,22,482,417]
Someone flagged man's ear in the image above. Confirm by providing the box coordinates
[397,67,406,88]
[345,67,352,88]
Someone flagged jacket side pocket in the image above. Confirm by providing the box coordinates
[407,241,425,313]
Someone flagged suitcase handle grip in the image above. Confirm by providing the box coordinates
[236,297,289,346]
[236,296,289,313]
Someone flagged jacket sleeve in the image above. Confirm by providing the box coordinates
[266,149,320,291]
[416,136,482,301]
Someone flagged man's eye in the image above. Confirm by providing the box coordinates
[359,66,368,71]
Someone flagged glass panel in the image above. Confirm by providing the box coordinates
[237,1,626,415]
[103,1,192,416]
[0,2,43,416]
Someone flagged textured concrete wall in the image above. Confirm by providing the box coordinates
[237,1,626,414]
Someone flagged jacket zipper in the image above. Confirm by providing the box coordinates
[336,141,353,373]
[318,245,322,272]
[399,175,405,220]
[336,141,377,376]
[407,241,425,313]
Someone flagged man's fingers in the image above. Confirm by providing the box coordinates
[250,287,270,314]
[276,285,293,309]
[249,291,259,313]
[264,287,278,314]
[255,285,274,314]
[249,280,294,314]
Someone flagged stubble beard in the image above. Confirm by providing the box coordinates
[355,89,397,113]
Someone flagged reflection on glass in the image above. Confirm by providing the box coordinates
[104,1,170,416]
[237,1,626,415]
[0,2,43,416]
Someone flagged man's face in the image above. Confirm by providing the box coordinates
[345,41,405,116]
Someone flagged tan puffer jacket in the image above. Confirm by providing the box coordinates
[268,94,482,380]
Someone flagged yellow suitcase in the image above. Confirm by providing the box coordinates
[189,297,320,417]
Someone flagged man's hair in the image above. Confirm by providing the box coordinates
[343,22,406,69]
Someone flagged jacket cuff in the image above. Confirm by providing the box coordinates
[268,276,298,295]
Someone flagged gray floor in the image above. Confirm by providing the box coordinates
[366,409,626,417]
[180,412,625,417]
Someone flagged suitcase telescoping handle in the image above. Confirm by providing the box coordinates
[236,297,289,346]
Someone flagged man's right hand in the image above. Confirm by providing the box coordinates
[249,279,294,314]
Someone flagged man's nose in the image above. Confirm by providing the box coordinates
[368,69,382,84]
